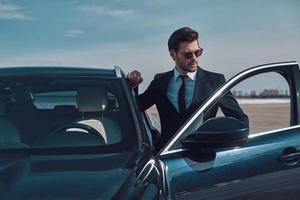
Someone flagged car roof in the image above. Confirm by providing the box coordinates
[0,66,120,78]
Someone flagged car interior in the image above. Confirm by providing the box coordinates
[0,77,136,151]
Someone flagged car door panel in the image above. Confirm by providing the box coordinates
[162,126,300,199]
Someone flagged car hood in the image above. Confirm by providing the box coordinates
[0,152,139,200]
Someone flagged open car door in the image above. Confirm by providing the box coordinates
[158,61,300,200]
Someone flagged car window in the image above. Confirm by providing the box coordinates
[0,76,137,152]
[34,91,118,109]
[216,72,290,134]
[145,105,161,133]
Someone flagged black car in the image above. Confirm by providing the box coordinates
[0,61,299,200]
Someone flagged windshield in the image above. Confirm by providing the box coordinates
[0,75,137,153]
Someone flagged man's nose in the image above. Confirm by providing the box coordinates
[192,52,198,60]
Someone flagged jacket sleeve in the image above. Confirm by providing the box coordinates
[218,75,249,128]
[135,75,158,111]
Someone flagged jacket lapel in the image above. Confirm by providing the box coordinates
[159,71,173,95]
[158,70,179,114]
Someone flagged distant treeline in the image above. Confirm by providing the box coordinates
[232,88,289,98]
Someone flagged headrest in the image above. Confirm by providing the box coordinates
[76,87,108,112]
[53,105,78,113]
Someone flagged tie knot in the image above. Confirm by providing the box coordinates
[179,75,186,82]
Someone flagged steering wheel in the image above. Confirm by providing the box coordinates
[33,122,106,147]
[52,122,105,142]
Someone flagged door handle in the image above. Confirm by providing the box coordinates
[277,152,300,166]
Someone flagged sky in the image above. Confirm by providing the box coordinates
[0,0,299,91]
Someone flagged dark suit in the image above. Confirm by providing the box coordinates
[137,67,249,148]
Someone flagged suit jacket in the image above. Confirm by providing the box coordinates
[137,67,249,148]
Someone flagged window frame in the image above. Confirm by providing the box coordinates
[159,61,300,156]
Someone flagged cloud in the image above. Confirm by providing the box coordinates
[0,2,31,21]
[79,5,132,17]
[64,29,85,37]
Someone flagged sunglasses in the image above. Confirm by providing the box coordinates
[177,48,203,59]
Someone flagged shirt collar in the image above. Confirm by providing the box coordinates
[173,67,197,81]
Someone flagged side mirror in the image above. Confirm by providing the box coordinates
[181,117,249,150]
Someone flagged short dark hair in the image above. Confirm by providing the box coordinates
[168,27,199,52]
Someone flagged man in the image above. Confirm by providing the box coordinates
[128,27,248,149]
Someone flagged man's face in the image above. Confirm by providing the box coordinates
[170,40,201,74]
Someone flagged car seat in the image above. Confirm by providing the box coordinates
[0,100,27,148]
[76,86,122,144]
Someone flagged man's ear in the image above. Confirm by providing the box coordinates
[170,50,176,61]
